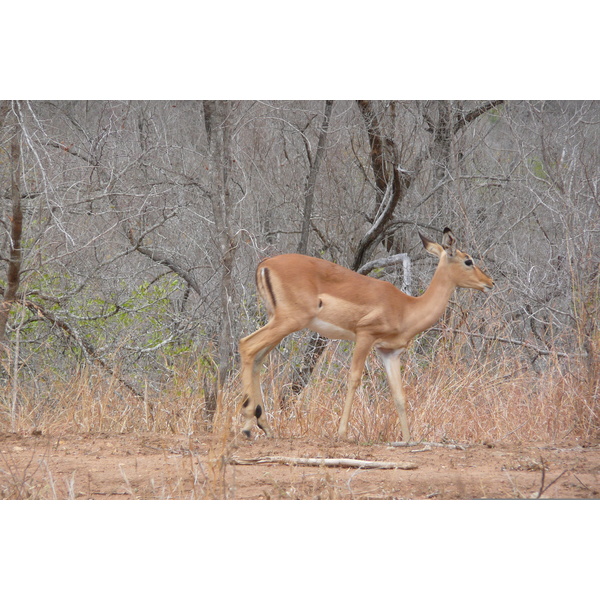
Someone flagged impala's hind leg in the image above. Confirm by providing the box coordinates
[239,319,298,438]
[239,336,276,437]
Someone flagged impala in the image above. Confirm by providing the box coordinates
[238,228,494,441]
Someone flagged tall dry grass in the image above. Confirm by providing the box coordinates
[0,339,598,445]
[265,342,598,444]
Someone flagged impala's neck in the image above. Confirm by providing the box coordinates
[405,256,457,339]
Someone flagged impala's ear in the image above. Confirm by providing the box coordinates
[441,227,456,257]
[419,231,443,257]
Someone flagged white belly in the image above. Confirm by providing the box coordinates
[308,317,356,341]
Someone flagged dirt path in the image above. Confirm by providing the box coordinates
[1,432,598,499]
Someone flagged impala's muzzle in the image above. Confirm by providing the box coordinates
[481,278,494,292]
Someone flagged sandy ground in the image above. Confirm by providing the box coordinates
[1,431,598,499]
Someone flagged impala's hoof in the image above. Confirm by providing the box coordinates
[257,424,272,438]
[242,429,251,439]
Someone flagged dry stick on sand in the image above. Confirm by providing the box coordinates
[229,456,418,470]
[390,441,469,450]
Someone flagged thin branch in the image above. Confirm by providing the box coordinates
[21,298,142,398]
[357,252,410,276]
[536,466,569,499]
[126,229,204,298]
[357,252,411,294]
[45,139,96,166]
[454,100,505,134]
[430,327,581,358]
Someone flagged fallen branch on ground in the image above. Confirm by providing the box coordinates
[229,456,418,470]
[390,441,468,451]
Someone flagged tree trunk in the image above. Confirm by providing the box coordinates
[297,100,334,255]
[0,102,23,354]
[203,101,237,416]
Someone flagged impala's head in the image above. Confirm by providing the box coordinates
[419,227,494,292]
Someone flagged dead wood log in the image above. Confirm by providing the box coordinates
[390,441,468,451]
[229,455,418,470]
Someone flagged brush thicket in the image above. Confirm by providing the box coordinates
[0,336,597,445]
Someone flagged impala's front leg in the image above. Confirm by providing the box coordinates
[376,347,410,441]
[337,336,374,441]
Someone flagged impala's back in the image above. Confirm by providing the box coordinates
[256,254,404,340]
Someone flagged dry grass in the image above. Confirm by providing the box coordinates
[264,339,599,445]
[0,341,598,445]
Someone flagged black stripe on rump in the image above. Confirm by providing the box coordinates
[263,267,277,308]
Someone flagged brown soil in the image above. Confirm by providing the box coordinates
[1,431,598,500]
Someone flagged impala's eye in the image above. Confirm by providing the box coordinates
[465,259,473,267]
